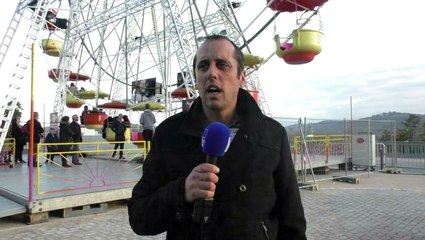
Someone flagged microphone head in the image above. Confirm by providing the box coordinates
[202,122,231,157]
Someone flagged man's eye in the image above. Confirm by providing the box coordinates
[217,62,228,69]
[197,63,208,70]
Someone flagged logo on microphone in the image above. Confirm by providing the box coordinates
[202,122,231,157]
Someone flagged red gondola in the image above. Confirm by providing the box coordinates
[171,87,189,98]
[267,0,328,12]
[97,101,127,109]
[48,69,90,81]
[82,112,108,129]
[69,72,90,81]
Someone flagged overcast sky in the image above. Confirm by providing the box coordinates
[0,0,424,124]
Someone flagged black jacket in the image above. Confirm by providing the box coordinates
[26,119,44,143]
[112,118,126,141]
[128,89,307,240]
[70,121,82,142]
[59,122,74,151]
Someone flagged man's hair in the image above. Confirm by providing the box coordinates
[192,34,244,78]
[61,116,69,122]
[145,103,150,109]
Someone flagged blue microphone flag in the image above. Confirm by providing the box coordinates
[201,122,231,157]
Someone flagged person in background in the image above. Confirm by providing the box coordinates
[80,105,89,124]
[11,117,26,163]
[123,115,132,129]
[45,128,59,164]
[26,112,44,167]
[58,116,74,168]
[139,103,156,142]
[69,114,83,165]
[102,116,113,139]
[128,35,307,239]
[68,83,78,94]
[111,114,126,160]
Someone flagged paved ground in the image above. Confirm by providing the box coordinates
[0,172,424,239]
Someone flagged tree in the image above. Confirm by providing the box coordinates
[397,114,420,141]
[13,102,24,119]
[419,122,425,141]
[380,130,392,141]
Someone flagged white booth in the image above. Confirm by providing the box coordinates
[351,134,376,170]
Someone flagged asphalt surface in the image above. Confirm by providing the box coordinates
[0,172,424,240]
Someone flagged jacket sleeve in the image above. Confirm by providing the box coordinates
[35,121,44,135]
[275,127,307,240]
[139,113,144,125]
[128,132,190,235]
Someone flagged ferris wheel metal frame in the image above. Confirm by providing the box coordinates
[0,0,326,150]
[48,0,273,119]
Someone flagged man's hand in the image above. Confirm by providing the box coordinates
[184,163,220,202]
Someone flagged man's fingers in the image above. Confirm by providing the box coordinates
[184,164,220,202]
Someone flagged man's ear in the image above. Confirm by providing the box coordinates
[239,70,246,87]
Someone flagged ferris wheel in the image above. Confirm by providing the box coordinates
[0,0,328,149]
[45,0,272,120]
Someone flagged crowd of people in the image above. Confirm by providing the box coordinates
[7,104,156,167]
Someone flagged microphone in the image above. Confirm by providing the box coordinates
[193,122,231,224]
[201,122,231,165]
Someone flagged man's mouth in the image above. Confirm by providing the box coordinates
[206,86,222,93]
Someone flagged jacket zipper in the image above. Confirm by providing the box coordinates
[261,221,271,240]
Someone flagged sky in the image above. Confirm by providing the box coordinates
[0,0,424,125]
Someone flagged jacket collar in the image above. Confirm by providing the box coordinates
[179,88,266,137]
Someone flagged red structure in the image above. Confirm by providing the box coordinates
[267,0,327,12]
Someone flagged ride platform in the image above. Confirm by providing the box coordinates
[0,145,145,224]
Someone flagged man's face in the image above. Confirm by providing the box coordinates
[195,39,245,113]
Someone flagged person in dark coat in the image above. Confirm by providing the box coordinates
[111,114,127,159]
[26,112,45,167]
[11,117,26,163]
[69,114,83,165]
[58,116,74,167]
[128,35,307,239]
[44,128,59,164]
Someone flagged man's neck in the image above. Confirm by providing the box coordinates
[204,108,237,126]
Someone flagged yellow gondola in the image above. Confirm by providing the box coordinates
[128,101,165,111]
[66,94,85,108]
[274,29,323,65]
[75,91,109,99]
[243,52,265,67]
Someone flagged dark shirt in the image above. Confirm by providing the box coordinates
[70,121,82,142]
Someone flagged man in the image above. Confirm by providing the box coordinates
[27,112,44,167]
[139,103,156,142]
[11,117,26,163]
[69,114,83,165]
[111,114,126,159]
[128,35,307,239]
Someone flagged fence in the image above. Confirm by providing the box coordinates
[273,117,424,188]
[381,141,425,173]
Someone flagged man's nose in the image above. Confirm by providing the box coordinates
[207,65,218,81]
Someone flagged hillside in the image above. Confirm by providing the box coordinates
[281,112,425,139]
